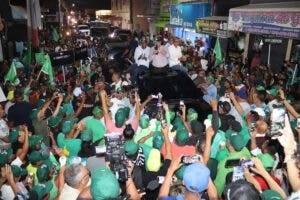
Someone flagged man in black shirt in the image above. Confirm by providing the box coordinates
[8,88,33,132]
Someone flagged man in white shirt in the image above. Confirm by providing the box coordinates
[167,38,187,73]
[130,39,151,86]
[150,37,168,68]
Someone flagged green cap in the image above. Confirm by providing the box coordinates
[116,87,125,93]
[32,181,53,200]
[92,106,103,118]
[152,131,164,150]
[228,133,246,151]
[11,165,27,177]
[90,166,120,200]
[256,85,266,91]
[261,190,283,200]
[139,114,150,129]
[124,141,139,156]
[123,107,130,119]
[28,151,49,163]
[187,108,198,122]
[15,61,24,69]
[115,108,126,128]
[176,129,189,146]
[30,109,39,120]
[207,76,215,83]
[29,135,43,149]
[37,164,50,183]
[9,127,20,143]
[0,148,13,167]
[62,118,78,134]
[257,153,275,170]
[48,115,62,128]
[175,165,187,180]
[80,129,93,142]
[266,88,278,97]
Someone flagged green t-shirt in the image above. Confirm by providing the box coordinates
[134,127,153,147]
[57,133,82,157]
[84,117,106,144]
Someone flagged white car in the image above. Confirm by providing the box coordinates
[77,25,90,37]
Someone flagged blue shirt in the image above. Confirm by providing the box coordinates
[203,84,217,103]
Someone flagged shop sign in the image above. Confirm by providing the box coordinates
[170,3,211,29]
[228,10,300,39]
[196,18,233,38]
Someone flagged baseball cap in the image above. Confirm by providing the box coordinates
[256,85,266,91]
[261,190,283,200]
[228,132,247,151]
[183,163,210,193]
[90,166,120,200]
[266,88,278,97]
[234,86,248,99]
[257,153,275,170]
[115,108,126,128]
[187,108,198,122]
[206,76,215,83]
[92,106,103,118]
[124,141,139,156]
[176,129,189,146]
[37,164,50,183]
[8,127,20,143]
[146,149,162,172]
[0,148,13,167]
[11,165,27,177]
[32,181,53,200]
[139,114,150,129]
[29,135,43,149]
[116,87,125,93]
[62,118,78,135]
[152,131,164,150]
[28,151,49,163]
[175,165,187,180]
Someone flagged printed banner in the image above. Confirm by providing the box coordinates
[228,10,300,39]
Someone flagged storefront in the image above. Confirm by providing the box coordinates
[169,2,211,44]
[228,1,300,71]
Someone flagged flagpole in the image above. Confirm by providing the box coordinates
[36,68,42,81]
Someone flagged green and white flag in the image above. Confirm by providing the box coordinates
[213,38,223,68]
[35,49,45,65]
[41,54,53,83]
[4,61,17,82]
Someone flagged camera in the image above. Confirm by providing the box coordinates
[105,134,128,182]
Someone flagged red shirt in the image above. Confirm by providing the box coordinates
[160,142,195,159]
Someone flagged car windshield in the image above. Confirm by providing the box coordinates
[138,70,202,101]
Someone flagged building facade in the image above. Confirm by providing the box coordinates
[111,0,131,29]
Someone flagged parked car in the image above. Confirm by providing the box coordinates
[90,27,109,38]
[77,24,90,37]
[110,29,132,41]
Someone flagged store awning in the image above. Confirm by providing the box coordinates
[196,16,233,38]
[228,1,300,39]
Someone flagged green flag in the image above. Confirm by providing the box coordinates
[41,55,54,83]
[5,61,17,82]
[22,44,32,66]
[35,51,45,65]
[52,28,60,42]
[213,38,223,68]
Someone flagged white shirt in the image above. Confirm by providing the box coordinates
[59,184,81,200]
[168,45,182,67]
[1,184,15,200]
[150,45,169,68]
[134,46,151,67]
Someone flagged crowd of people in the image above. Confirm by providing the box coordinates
[0,31,299,200]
